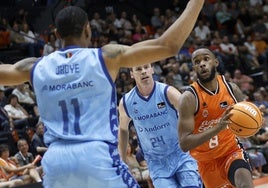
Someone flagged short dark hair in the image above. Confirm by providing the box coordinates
[7,94,18,103]
[55,6,88,38]
[0,144,9,156]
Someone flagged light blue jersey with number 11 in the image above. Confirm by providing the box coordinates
[31,46,139,188]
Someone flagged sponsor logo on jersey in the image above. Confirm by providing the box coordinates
[134,110,168,121]
[137,122,170,133]
[41,81,94,91]
[220,101,228,108]
[157,102,166,109]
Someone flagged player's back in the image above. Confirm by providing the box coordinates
[31,47,118,145]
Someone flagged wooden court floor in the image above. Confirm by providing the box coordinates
[254,176,268,188]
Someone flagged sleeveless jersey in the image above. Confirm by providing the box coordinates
[31,47,118,145]
[189,75,239,161]
[123,82,179,160]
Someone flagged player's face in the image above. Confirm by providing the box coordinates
[131,64,154,84]
[192,49,218,83]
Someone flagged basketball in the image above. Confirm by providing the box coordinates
[228,101,263,138]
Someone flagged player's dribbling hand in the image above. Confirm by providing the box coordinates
[218,106,234,131]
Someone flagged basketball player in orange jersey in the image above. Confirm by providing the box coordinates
[178,47,254,188]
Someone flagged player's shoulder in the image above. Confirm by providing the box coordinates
[101,44,129,60]
[180,86,196,104]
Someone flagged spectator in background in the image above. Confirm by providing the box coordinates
[224,71,233,82]
[0,105,12,132]
[31,122,47,158]
[42,32,59,56]
[239,137,267,179]
[168,61,184,90]
[244,35,261,68]
[14,139,42,182]
[263,0,268,14]
[0,167,24,187]
[90,12,105,33]
[132,24,148,43]
[201,0,217,30]
[252,32,268,66]
[253,91,268,126]
[232,69,254,95]
[9,22,35,57]
[232,34,260,71]
[215,1,236,35]
[12,83,39,117]
[0,86,8,107]
[4,94,39,130]
[194,20,211,45]
[119,11,133,35]
[150,7,163,30]
[20,23,35,45]
[0,144,34,185]
[219,35,240,74]
[152,62,163,81]
[115,71,133,96]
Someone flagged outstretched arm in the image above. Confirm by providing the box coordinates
[0,57,38,86]
[103,0,204,80]
[118,98,132,162]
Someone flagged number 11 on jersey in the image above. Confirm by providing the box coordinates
[59,98,81,135]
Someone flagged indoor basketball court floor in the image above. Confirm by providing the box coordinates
[254,176,268,188]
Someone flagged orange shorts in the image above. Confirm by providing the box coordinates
[197,148,251,188]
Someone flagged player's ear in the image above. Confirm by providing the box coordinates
[129,68,134,78]
[54,29,62,40]
[84,22,91,39]
[214,58,220,67]
[150,64,154,74]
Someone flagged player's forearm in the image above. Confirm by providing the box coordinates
[180,125,222,152]
[159,0,204,53]
[36,146,47,153]
[118,128,129,162]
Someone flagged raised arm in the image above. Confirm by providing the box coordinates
[118,98,132,162]
[103,0,204,80]
[0,57,38,86]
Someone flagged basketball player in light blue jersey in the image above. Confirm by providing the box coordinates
[118,64,202,188]
[0,1,204,188]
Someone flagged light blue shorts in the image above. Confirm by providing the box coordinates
[148,151,203,188]
[42,141,140,188]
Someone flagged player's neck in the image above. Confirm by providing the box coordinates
[62,38,88,48]
[198,79,218,93]
[137,81,154,97]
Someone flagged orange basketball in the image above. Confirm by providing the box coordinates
[228,101,263,138]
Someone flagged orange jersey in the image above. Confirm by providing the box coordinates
[0,157,23,180]
[189,75,240,161]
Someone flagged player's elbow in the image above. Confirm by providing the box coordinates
[157,38,183,56]
[167,43,182,55]
[179,137,191,152]
[180,142,189,152]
